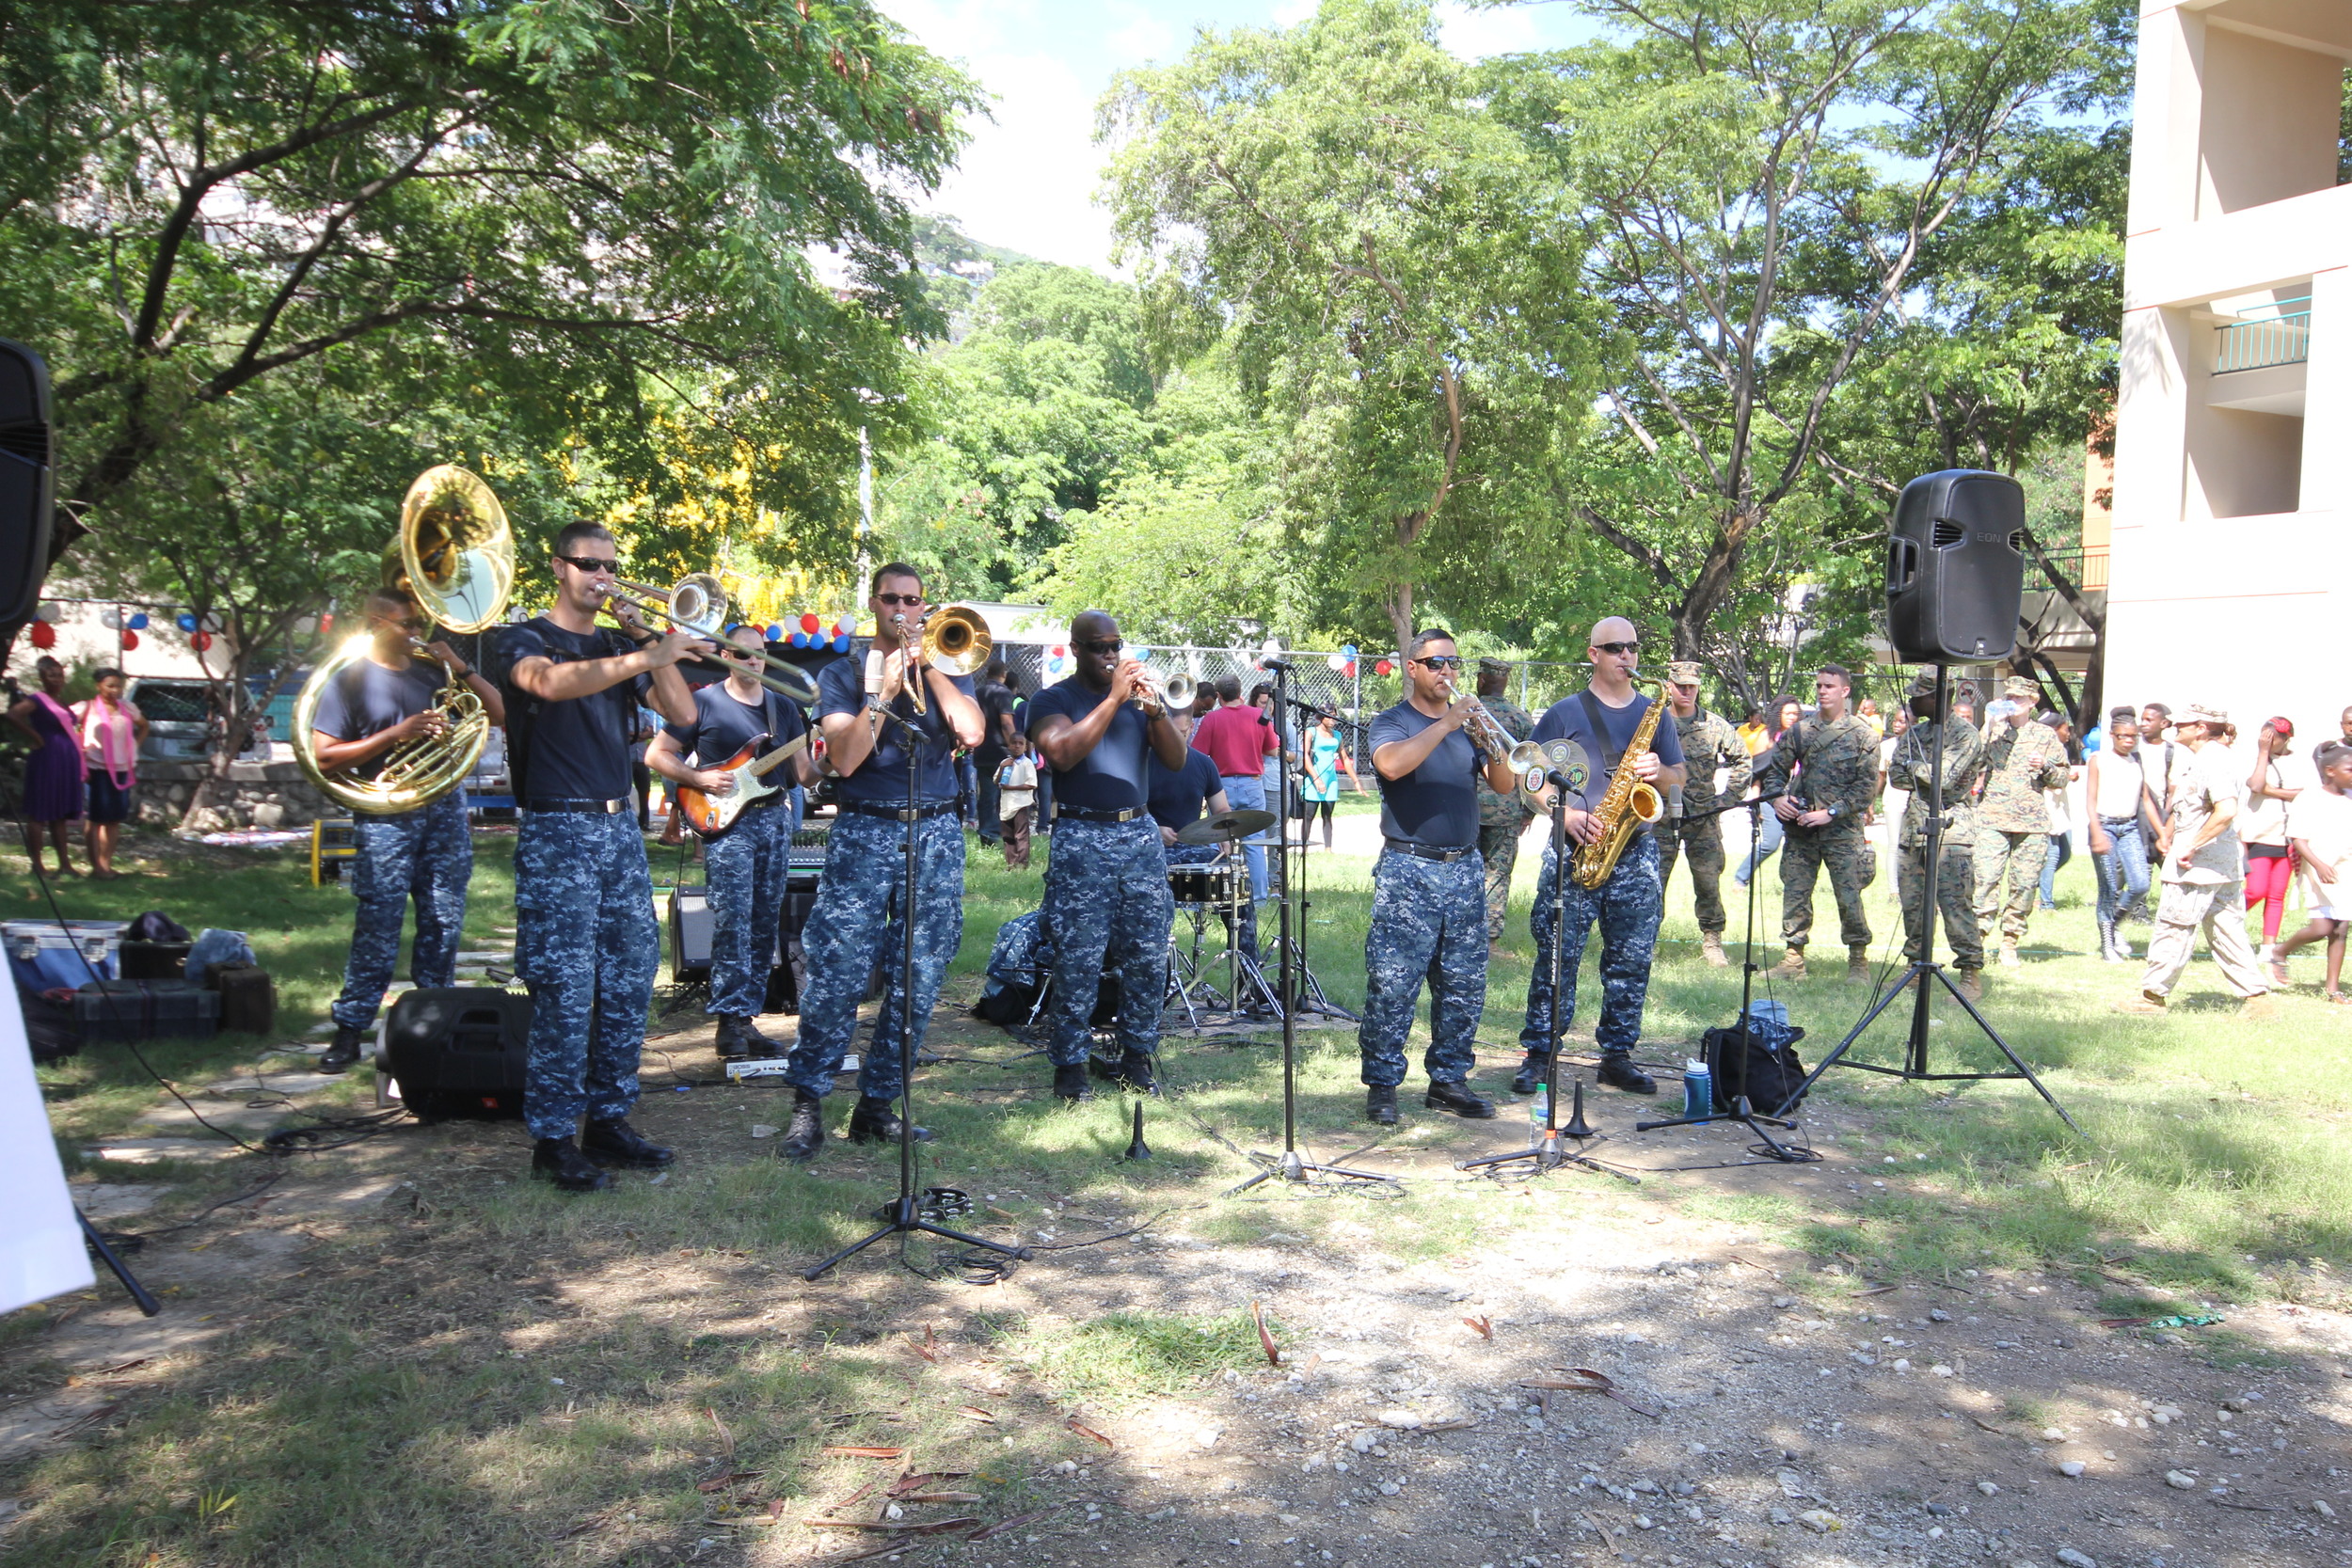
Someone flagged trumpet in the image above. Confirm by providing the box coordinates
[598,577,820,706]
[1133,666,1196,719]
[1439,675,1518,767]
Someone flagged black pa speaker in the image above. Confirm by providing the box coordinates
[378,986,532,1121]
[0,340,56,627]
[1884,469,2026,663]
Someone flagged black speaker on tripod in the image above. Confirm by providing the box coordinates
[1884,469,2026,663]
[0,340,58,626]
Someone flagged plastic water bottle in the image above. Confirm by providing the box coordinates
[1683,1057,1713,1118]
[1527,1081,1551,1148]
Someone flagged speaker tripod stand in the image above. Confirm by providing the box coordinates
[1786,665,2080,1134]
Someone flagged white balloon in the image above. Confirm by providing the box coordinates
[32,603,57,624]
[99,607,120,630]
[1326,653,1347,672]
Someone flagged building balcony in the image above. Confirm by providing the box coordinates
[2213,295,2312,372]
[2025,546,2108,594]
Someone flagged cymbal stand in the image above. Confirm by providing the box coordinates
[1786,665,2080,1132]
[1267,693,1354,1021]
[1191,859,1280,1016]
[1229,659,1395,1194]
[806,702,1030,1279]
[1631,791,1815,1161]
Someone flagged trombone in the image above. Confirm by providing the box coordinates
[598,574,820,705]
[890,604,992,715]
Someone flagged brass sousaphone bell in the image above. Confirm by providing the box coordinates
[293,466,516,815]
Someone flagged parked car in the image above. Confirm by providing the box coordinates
[123,678,213,763]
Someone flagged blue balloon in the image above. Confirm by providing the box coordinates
[175,612,199,634]
[1342,643,1358,658]
[832,633,850,653]
[766,623,785,642]
[785,630,804,648]
[128,612,150,630]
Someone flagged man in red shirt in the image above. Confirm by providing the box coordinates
[1191,675,1277,904]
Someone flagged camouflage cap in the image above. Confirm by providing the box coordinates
[1906,671,1939,698]
[2001,674,2040,701]
[1664,660,1704,686]
[2178,701,2228,726]
[1477,657,1513,677]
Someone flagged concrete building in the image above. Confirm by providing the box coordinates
[2107,0,2351,739]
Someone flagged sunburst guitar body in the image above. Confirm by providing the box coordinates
[674,733,810,839]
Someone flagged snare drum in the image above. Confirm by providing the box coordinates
[1168,862,1241,906]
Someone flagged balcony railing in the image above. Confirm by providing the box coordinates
[2024,546,2107,594]
[2214,296,2312,373]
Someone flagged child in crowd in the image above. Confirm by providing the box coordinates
[2274,738,2352,1002]
[996,734,1038,869]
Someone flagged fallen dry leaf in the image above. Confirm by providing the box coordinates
[822,1446,906,1460]
[1421,1418,1476,1433]
[820,1481,877,1514]
[885,1470,972,1499]
[833,1534,920,1561]
[1250,1299,1281,1367]
[803,1516,980,1536]
[1520,1370,1661,1420]
[696,1471,761,1494]
[1852,1283,1898,1297]
[1066,1418,1115,1450]
[1462,1315,1493,1339]
[707,1408,736,1457]
[902,1492,983,1504]
[956,1405,996,1424]
[966,1506,1062,1542]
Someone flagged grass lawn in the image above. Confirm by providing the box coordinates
[4,816,2347,1564]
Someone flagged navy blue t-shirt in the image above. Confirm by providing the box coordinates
[492,618,650,803]
[816,648,972,806]
[310,657,442,780]
[1528,689,1686,813]
[1145,747,1223,832]
[1025,677,1154,811]
[666,682,807,768]
[1369,702,1482,848]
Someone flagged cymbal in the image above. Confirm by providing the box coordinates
[1177,807,1278,846]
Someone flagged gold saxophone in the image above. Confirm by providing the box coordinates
[1570,677,1669,889]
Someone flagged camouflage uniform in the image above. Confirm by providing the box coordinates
[1519,831,1661,1062]
[1654,709,1750,936]
[703,792,801,1020]
[328,794,473,1032]
[1888,713,1986,971]
[515,810,660,1139]
[1359,849,1488,1087]
[787,811,965,1103]
[1042,817,1175,1068]
[1751,712,1878,951]
[1474,695,1539,942]
[1972,716,2072,942]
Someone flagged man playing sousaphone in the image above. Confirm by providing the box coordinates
[1516,618,1686,1097]
[310,585,505,1073]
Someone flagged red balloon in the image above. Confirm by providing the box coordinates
[1375,658,1393,675]
[27,622,55,650]
[800,611,820,634]
[192,630,214,653]
[120,629,139,650]
[318,612,333,637]
[1344,661,1358,678]
[1050,645,1066,658]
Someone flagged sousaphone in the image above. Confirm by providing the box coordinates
[293,466,516,815]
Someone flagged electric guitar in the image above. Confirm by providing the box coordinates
[674,733,812,839]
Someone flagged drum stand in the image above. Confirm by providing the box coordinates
[1191,865,1281,1016]
[1263,695,1354,1021]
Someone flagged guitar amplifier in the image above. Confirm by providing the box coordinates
[379,986,531,1121]
[668,887,715,979]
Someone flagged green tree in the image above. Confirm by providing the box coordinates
[0,0,977,618]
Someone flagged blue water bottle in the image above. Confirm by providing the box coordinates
[1683,1057,1713,1117]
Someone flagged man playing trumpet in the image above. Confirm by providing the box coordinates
[1358,628,1524,1125]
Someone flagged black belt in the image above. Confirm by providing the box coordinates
[1056,804,1148,824]
[1384,838,1477,863]
[842,800,960,821]
[524,797,629,814]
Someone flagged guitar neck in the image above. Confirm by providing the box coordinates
[745,734,810,780]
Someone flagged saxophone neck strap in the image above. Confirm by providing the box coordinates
[1579,689,1628,783]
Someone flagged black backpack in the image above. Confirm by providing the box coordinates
[1700,1020,1810,1117]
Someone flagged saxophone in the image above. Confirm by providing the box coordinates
[1570,677,1669,889]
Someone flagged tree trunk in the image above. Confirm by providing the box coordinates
[1383,579,1414,661]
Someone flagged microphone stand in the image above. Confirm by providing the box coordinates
[805,667,1031,1279]
[1630,789,1816,1161]
[1782,665,2079,1132]
[1229,658,1394,1193]
[1273,694,1352,1020]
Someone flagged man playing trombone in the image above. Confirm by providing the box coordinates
[493,522,708,1192]
[1026,610,1189,1099]
[1359,628,1523,1126]
[780,564,984,1163]
[310,585,504,1073]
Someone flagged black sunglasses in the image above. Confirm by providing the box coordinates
[876,591,925,608]
[1075,637,1124,656]
[1594,640,1639,656]
[555,553,619,575]
[1413,655,1463,671]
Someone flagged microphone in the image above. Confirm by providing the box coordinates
[1257,657,1296,673]
[863,649,884,707]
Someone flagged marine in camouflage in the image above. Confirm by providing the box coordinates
[1657,706,1747,936]
[786,812,965,1103]
[1654,814,1730,936]
[1359,849,1488,1087]
[1751,711,1878,952]
[1975,713,2072,833]
[1887,714,1985,971]
[1673,708,1751,816]
[1519,831,1661,1061]
[329,794,474,1032]
[514,810,659,1139]
[1041,816,1176,1067]
[703,793,800,1020]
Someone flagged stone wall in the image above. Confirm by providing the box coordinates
[140,760,332,832]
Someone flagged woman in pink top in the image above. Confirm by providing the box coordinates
[74,667,147,879]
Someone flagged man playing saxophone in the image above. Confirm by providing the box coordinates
[1516,618,1686,1097]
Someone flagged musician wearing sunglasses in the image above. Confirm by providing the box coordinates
[1359,628,1523,1126]
[310,586,505,1074]
[492,522,711,1193]
[1516,619,1685,1098]
[780,564,984,1163]
[1026,610,1190,1099]
[644,624,818,1062]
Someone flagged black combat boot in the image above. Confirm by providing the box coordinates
[532,1136,612,1193]
[580,1117,675,1168]
[319,1024,364,1074]
[1365,1085,1399,1125]
[779,1089,825,1163]
[1053,1062,1095,1101]
[1423,1079,1497,1118]
[715,1017,755,1060]
[848,1095,932,1145]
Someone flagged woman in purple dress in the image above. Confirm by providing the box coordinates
[8,656,85,877]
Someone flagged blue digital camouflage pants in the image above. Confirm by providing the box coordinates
[787,811,964,1101]
[1358,850,1487,1088]
[329,795,472,1031]
[703,794,800,1019]
[1043,816,1174,1066]
[1520,832,1661,1060]
[514,810,659,1138]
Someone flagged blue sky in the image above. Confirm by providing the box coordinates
[879,0,1606,273]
